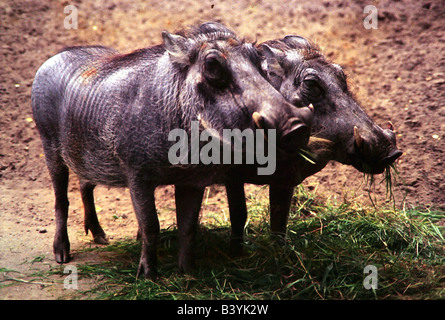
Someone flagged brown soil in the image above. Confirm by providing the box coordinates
[1,0,444,299]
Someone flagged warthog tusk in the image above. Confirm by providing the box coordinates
[252,112,264,129]
[387,121,394,131]
[354,126,364,149]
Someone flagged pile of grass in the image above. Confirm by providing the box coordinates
[53,184,444,300]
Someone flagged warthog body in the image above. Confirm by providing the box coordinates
[32,23,313,278]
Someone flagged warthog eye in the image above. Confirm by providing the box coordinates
[203,53,230,89]
[302,79,323,98]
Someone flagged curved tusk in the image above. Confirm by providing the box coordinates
[307,103,314,112]
[252,112,264,129]
[387,121,394,131]
[354,126,364,149]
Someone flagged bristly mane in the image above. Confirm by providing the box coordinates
[176,22,262,70]
[80,22,260,72]
[177,21,240,44]
[282,36,323,61]
[261,36,323,62]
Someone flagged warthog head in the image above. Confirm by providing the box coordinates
[162,23,313,153]
[259,35,402,174]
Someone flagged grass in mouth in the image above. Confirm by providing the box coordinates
[37,184,445,300]
[363,163,405,210]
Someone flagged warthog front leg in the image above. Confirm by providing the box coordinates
[175,185,205,273]
[128,180,159,280]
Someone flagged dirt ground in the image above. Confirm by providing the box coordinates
[1,0,444,299]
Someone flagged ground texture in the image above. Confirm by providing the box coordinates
[0,0,444,299]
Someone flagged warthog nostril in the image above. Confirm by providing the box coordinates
[380,149,403,166]
[280,123,310,150]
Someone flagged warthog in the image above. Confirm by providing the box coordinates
[31,23,313,278]
[225,35,403,254]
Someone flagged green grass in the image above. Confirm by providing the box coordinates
[50,185,444,300]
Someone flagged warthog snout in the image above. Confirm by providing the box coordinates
[379,148,403,167]
[253,104,313,152]
[280,118,311,150]
[377,127,403,169]
[353,125,402,174]
[280,104,313,151]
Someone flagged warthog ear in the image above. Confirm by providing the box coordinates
[260,44,285,78]
[162,31,196,65]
